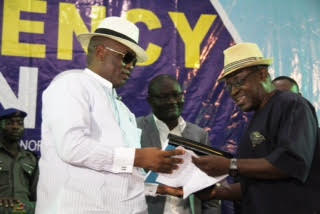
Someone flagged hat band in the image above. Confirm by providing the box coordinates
[94,28,138,45]
[224,57,265,74]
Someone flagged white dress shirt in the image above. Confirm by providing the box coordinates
[36,69,147,214]
[153,115,191,214]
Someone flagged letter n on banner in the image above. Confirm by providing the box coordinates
[57,4,106,60]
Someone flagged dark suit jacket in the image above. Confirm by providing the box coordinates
[137,114,220,214]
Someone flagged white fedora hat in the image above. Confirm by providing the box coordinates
[218,43,273,81]
[77,16,148,63]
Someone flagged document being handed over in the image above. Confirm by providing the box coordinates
[156,146,227,199]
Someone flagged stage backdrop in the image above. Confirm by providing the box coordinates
[0,0,249,156]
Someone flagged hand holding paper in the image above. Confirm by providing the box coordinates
[192,154,230,177]
[134,147,185,173]
[157,185,183,197]
[156,146,227,199]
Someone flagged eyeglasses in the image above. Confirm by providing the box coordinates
[225,70,259,92]
[150,92,184,101]
[98,45,137,67]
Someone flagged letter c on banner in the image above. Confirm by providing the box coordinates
[126,9,162,66]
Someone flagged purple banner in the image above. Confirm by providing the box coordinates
[0,0,248,159]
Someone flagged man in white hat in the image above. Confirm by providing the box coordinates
[192,43,320,214]
[36,17,184,214]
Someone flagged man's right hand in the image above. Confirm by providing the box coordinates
[195,183,242,201]
[134,148,185,173]
[157,185,183,197]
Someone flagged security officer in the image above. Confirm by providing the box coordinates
[0,108,38,214]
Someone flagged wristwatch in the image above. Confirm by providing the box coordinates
[229,158,239,177]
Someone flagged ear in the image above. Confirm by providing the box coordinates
[147,96,152,105]
[95,45,106,61]
[0,120,5,129]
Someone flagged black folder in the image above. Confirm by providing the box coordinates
[168,133,233,158]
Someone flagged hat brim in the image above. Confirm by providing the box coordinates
[77,33,148,63]
[218,59,273,81]
[0,109,27,120]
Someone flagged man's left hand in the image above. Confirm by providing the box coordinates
[192,155,229,177]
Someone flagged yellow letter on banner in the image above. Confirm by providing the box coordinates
[169,12,216,68]
[90,6,107,32]
[57,3,106,60]
[2,0,47,58]
[126,9,162,67]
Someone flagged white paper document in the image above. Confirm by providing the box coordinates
[156,146,227,199]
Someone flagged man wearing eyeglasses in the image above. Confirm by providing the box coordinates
[137,74,221,214]
[192,43,320,214]
[36,17,184,214]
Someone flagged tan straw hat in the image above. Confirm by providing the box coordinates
[77,16,148,63]
[218,43,273,81]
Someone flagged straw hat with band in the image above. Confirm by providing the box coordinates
[218,43,273,81]
[77,16,148,63]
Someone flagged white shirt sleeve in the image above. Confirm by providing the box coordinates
[144,183,159,196]
[42,74,135,173]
